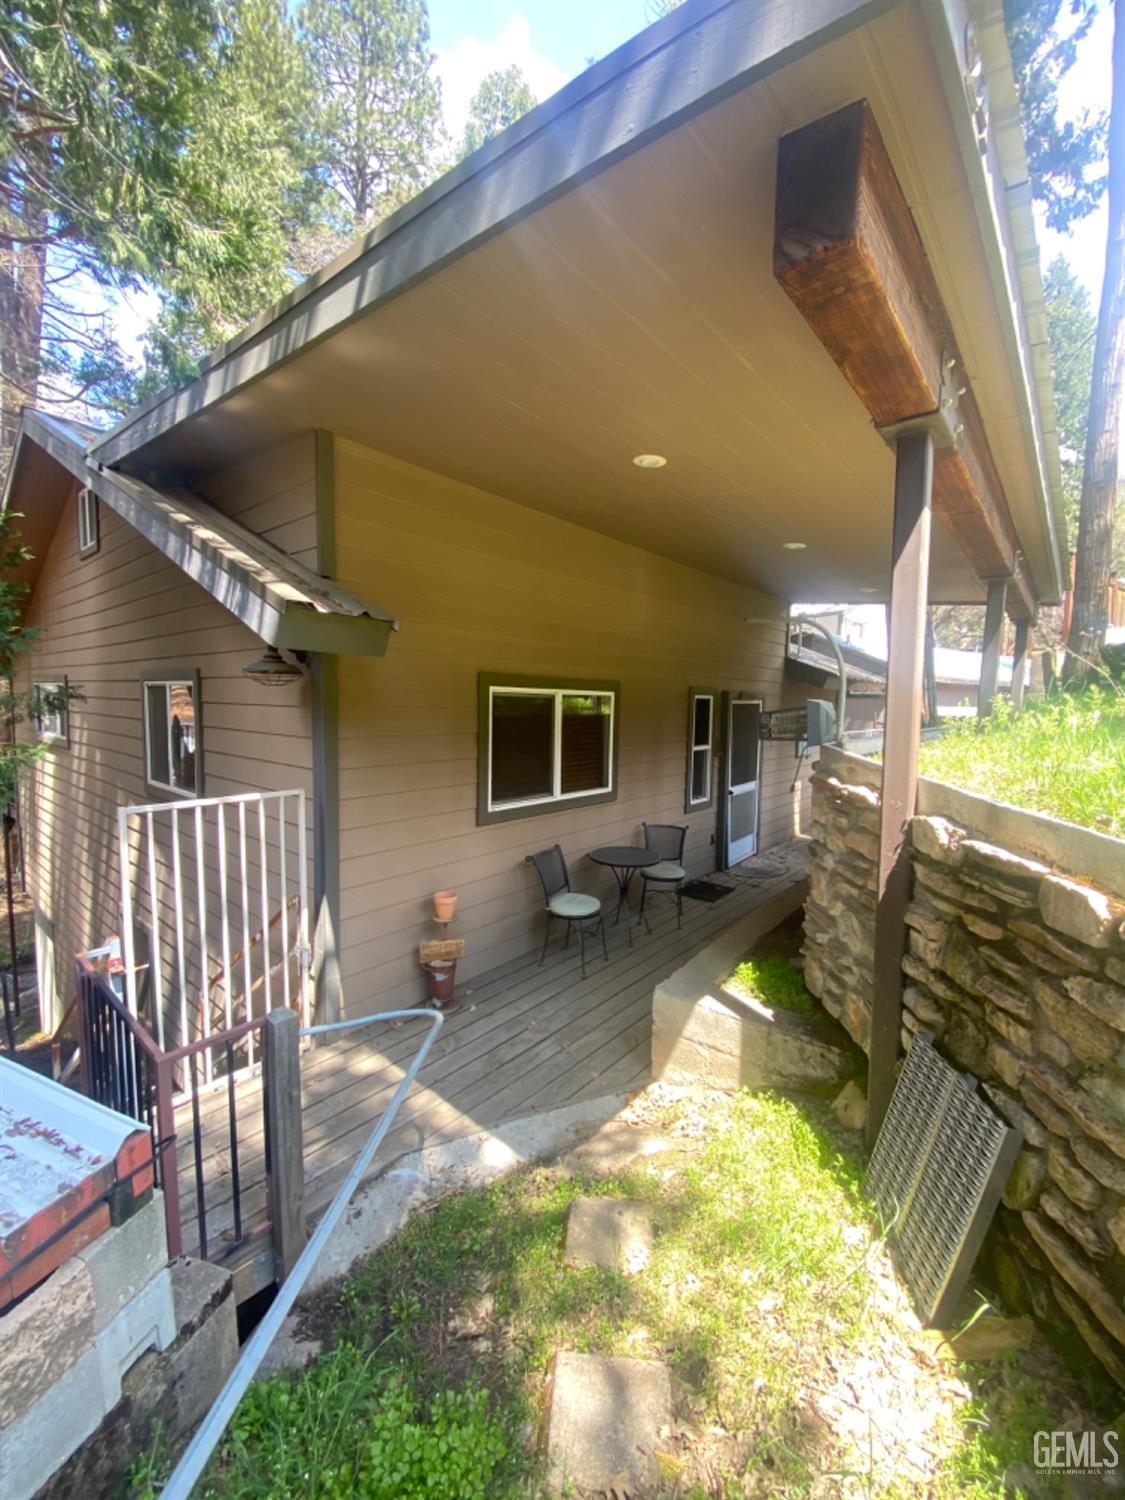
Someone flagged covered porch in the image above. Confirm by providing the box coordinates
[174,838,808,1283]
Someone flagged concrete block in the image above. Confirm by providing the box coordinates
[0,1256,95,1427]
[564,1199,653,1274]
[653,984,859,1092]
[0,1330,112,1500]
[545,1351,671,1493]
[95,1264,176,1392]
[75,1189,169,1333]
[135,1259,237,1437]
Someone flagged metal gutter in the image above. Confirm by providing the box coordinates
[920,0,1066,604]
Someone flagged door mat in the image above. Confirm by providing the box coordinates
[680,880,735,904]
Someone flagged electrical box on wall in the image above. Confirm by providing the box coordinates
[758,699,837,755]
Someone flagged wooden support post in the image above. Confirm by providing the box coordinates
[978,578,1008,717]
[1010,617,1031,710]
[867,429,934,1147]
[264,1007,306,1279]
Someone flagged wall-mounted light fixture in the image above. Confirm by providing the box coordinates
[241,645,304,687]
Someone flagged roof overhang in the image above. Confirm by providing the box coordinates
[81,0,1062,612]
[3,410,397,655]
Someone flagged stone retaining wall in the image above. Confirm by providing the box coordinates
[802,748,1125,1386]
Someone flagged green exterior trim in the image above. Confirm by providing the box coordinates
[272,606,393,656]
[684,686,719,816]
[476,671,621,827]
[311,431,342,1023]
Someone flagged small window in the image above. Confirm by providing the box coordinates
[142,672,202,797]
[478,673,617,824]
[77,487,99,557]
[34,679,70,746]
[685,688,716,812]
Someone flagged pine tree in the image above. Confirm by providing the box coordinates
[1043,256,1097,541]
[459,66,537,160]
[298,0,444,248]
[1065,0,1125,675]
[1,2,217,455]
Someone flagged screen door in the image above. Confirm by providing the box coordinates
[725,698,761,864]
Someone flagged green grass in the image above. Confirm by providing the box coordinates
[129,1090,1101,1498]
[726,953,818,1015]
[916,685,1125,837]
[725,911,819,1015]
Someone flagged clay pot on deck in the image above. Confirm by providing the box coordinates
[433,890,458,921]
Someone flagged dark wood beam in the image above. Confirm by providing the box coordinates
[775,101,1036,620]
[867,429,934,1146]
[978,577,1008,716]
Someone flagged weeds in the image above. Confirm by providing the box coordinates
[148,1090,1109,1496]
[918,685,1125,836]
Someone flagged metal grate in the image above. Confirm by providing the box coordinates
[868,1032,1021,1327]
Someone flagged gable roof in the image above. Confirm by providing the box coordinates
[3,410,397,655]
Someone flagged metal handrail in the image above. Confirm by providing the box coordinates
[160,1006,444,1500]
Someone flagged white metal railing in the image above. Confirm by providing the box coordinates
[117,790,310,1081]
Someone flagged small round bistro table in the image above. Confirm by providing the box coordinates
[588,845,660,944]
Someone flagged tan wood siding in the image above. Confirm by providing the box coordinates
[20,441,316,1031]
[332,436,809,1015]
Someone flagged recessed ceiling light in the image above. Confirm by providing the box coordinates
[860,587,879,595]
[632,453,667,469]
[782,541,807,550]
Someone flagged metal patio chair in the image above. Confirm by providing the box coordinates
[525,844,608,978]
[639,823,688,927]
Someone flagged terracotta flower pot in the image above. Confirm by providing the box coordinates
[433,889,458,921]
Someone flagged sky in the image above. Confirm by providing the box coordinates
[106,2,1115,362]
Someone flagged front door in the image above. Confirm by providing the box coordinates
[725,697,761,865]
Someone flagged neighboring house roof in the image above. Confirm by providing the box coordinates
[787,632,1028,693]
[785,630,886,693]
[932,645,1020,688]
[2,409,397,655]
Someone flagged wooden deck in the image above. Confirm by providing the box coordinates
[174,840,808,1265]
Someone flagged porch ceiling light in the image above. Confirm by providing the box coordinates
[242,645,304,687]
[860,587,879,594]
[632,453,667,469]
[782,541,807,550]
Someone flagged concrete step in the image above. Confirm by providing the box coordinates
[566,1120,683,1178]
[545,1349,671,1493]
[564,1197,654,1275]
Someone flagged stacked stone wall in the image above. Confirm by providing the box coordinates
[803,755,1125,1386]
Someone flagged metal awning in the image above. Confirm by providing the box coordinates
[3,409,397,655]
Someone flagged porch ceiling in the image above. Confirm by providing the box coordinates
[119,3,1054,610]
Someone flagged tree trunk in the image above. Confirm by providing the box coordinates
[1065,0,1125,678]
[0,189,47,466]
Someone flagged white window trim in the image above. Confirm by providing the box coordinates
[143,676,199,798]
[77,487,99,557]
[486,684,616,814]
[687,692,714,806]
[34,680,68,745]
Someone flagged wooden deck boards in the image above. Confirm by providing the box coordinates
[174,841,808,1256]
